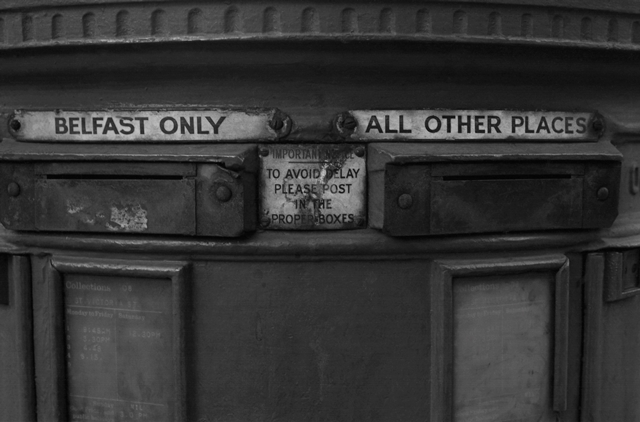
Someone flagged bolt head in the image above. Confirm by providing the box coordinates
[260,216,271,228]
[9,119,21,132]
[398,193,413,209]
[355,216,366,227]
[354,146,365,158]
[215,185,232,202]
[597,187,610,201]
[259,148,269,157]
[7,182,20,197]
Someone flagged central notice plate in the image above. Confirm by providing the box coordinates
[260,144,366,230]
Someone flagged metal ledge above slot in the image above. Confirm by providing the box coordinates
[369,143,622,236]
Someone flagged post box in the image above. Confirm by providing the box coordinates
[0,1,638,422]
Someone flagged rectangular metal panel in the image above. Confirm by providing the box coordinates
[430,178,583,234]
[346,110,595,141]
[11,109,287,142]
[260,144,366,230]
[453,273,555,422]
[64,274,174,422]
[35,178,196,235]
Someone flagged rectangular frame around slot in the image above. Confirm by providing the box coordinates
[429,255,569,422]
[43,256,188,422]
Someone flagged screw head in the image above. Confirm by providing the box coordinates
[215,185,232,202]
[270,117,284,131]
[398,193,413,209]
[355,216,366,227]
[343,116,357,130]
[7,182,20,197]
[354,146,365,158]
[592,118,605,134]
[9,119,21,132]
[597,187,610,201]
[260,216,271,228]
[259,148,269,157]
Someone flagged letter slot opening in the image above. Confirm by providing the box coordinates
[378,160,620,236]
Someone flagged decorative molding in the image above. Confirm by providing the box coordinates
[0,2,639,51]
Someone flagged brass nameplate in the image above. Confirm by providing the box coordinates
[343,110,597,141]
[64,275,174,421]
[453,273,555,422]
[10,109,289,142]
[260,144,366,230]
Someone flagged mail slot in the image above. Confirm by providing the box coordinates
[0,145,258,237]
[369,143,622,236]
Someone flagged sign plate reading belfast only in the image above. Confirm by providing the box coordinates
[260,144,366,230]
[10,109,287,142]
[346,110,596,141]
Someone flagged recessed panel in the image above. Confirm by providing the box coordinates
[64,274,174,422]
[453,273,555,422]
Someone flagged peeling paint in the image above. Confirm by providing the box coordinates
[107,203,148,232]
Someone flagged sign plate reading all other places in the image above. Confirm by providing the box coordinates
[260,144,366,230]
[344,110,597,141]
[10,109,289,142]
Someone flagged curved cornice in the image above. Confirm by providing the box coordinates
[0,1,639,51]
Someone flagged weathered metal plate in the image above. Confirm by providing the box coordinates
[260,144,366,230]
[343,110,596,141]
[453,273,555,422]
[64,274,174,422]
[35,178,196,234]
[10,109,289,142]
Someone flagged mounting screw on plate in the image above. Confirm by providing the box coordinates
[215,185,232,202]
[398,193,413,209]
[354,146,365,158]
[259,148,269,157]
[355,216,366,227]
[7,182,20,197]
[597,187,610,201]
[335,112,357,136]
[591,116,605,135]
[9,119,21,132]
[269,110,292,139]
[270,117,284,131]
[260,216,271,228]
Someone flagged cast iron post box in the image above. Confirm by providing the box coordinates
[0,1,638,422]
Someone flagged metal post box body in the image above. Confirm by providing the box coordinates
[0,0,639,421]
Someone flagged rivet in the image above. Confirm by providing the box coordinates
[398,193,413,209]
[7,182,20,197]
[259,148,269,157]
[215,185,232,202]
[354,146,365,158]
[597,187,610,201]
[260,216,271,228]
[9,119,21,132]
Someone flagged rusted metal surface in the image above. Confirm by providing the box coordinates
[340,110,597,141]
[259,144,366,230]
[10,109,290,142]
